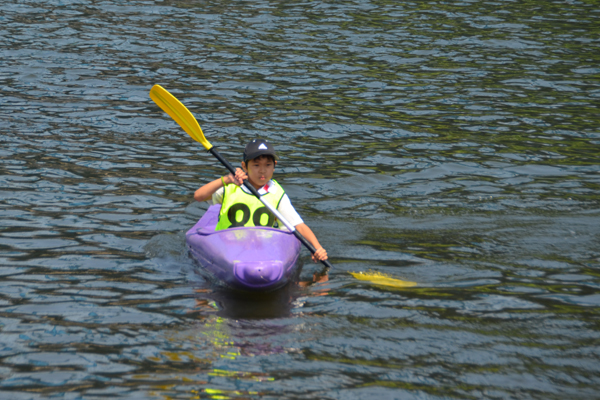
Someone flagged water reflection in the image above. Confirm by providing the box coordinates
[194,286,298,320]
[140,283,332,399]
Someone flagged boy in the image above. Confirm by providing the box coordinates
[194,138,328,263]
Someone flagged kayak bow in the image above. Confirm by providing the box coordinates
[186,204,302,291]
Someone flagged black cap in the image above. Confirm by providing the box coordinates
[243,139,278,162]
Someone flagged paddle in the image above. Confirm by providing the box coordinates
[149,84,333,273]
[350,271,416,288]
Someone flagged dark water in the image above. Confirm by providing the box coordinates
[1,0,599,398]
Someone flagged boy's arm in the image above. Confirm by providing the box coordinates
[194,177,225,202]
[194,168,247,202]
[295,223,328,262]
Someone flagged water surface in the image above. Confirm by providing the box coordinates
[1,0,599,398]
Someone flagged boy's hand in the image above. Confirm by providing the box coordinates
[225,168,247,186]
[311,247,328,263]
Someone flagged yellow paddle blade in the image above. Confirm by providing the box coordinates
[350,271,417,288]
[149,84,213,150]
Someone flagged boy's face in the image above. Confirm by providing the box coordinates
[242,156,276,188]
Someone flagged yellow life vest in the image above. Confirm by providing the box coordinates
[215,180,286,231]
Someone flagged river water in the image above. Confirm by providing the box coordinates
[1,0,599,398]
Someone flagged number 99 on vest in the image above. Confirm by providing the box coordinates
[226,204,275,228]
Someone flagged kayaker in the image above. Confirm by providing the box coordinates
[194,138,328,263]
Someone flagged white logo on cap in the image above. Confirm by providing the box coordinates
[258,143,268,150]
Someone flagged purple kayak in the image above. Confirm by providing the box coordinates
[186,204,302,291]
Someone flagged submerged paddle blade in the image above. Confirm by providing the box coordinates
[350,271,417,288]
[149,84,213,150]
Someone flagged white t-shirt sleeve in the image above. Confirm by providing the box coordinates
[212,187,224,205]
[277,194,303,228]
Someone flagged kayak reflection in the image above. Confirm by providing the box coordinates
[194,269,329,320]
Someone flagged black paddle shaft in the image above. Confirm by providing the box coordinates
[208,147,333,272]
